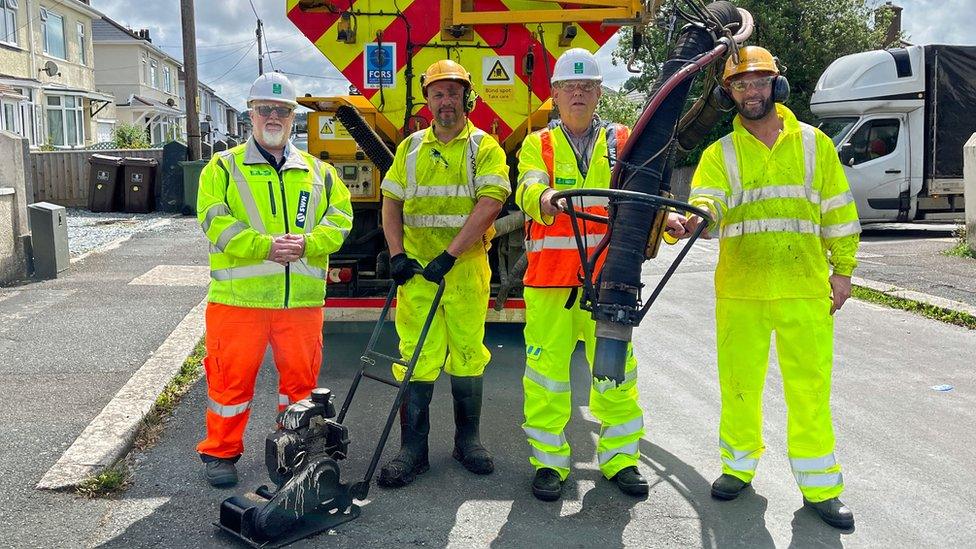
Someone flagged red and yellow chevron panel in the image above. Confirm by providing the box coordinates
[286,0,624,144]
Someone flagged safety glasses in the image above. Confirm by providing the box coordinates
[254,105,294,118]
[556,80,599,93]
[728,75,775,93]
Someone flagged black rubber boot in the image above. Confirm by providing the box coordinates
[711,473,751,500]
[532,468,563,501]
[612,466,649,497]
[378,381,434,488]
[804,497,855,530]
[450,375,494,475]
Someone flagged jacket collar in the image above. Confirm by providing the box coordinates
[243,136,309,171]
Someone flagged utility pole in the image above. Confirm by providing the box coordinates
[180,0,202,160]
[256,19,264,75]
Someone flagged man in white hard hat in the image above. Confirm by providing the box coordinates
[194,72,354,487]
[515,48,686,501]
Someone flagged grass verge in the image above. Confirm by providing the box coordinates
[852,285,976,330]
[74,337,206,498]
[943,227,976,259]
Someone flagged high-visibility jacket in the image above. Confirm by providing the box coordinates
[516,121,629,287]
[689,104,861,299]
[197,138,354,309]
[380,119,510,263]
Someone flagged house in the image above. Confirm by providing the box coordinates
[92,17,183,144]
[178,75,246,145]
[0,0,115,148]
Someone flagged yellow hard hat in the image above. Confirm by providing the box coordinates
[723,46,778,83]
[421,60,471,93]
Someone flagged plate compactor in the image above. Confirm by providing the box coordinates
[215,281,445,548]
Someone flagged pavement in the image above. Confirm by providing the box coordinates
[0,217,974,548]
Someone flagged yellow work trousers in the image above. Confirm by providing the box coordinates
[522,286,643,480]
[393,253,492,382]
[716,297,844,502]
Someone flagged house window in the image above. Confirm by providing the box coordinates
[46,94,84,147]
[163,66,172,93]
[142,54,148,84]
[77,22,87,65]
[1,0,18,46]
[40,8,66,60]
[2,101,19,133]
[150,59,158,89]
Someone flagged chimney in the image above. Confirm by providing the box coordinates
[877,2,903,47]
[139,28,152,43]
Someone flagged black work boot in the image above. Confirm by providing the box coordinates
[532,468,563,501]
[202,455,239,488]
[804,497,855,530]
[711,473,751,500]
[450,375,494,475]
[378,381,434,488]
[612,466,649,497]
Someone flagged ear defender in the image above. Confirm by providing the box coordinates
[772,75,790,103]
[463,87,477,113]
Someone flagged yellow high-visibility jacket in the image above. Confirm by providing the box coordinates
[380,120,510,263]
[689,104,860,299]
[197,138,353,308]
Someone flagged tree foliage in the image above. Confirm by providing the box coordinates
[597,88,641,127]
[612,0,898,162]
[111,122,151,149]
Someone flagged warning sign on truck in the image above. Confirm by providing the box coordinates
[482,56,515,85]
[319,116,352,140]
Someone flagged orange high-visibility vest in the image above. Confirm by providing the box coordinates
[523,123,629,287]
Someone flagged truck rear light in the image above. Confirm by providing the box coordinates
[327,267,353,284]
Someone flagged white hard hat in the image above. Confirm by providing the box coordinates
[551,48,602,85]
[247,72,298,107]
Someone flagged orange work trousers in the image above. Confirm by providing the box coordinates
[196,303,324,459]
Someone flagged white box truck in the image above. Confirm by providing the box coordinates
[811,45,976,222]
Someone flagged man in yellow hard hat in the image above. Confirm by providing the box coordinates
[377,59,510,488]
[681,46,860,529]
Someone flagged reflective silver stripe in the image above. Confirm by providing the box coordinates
[209,243,220,254]
[821,191,855,214]
[221,152,267,234]
[690,187,728,201]
[790,454,838,472]
[403,133,424,193]
[720,439,759,472]
[524,233,606,252]
[795,471,844,488]
[475,174,509,191]
[598,440,639,465]
[319,205,353,239]
[215,221,248,251]
[568,196,609,208]
[212,262,283,281]
[601,416,644,439]
[292,259,327,280]
[412,184,475,198]
[730,185,821,209]
[523,365,571,393]
[531,446,572,469]
[800,123,817,187]
[821,220,861,239]
[519,169,550,186]
[402,214,468,228]
[304,163,324,234]
[278,394,290,407]
[208,397,251,418]
[720,135,741,194]
[380,178,406,199]
[721,218,819,239]
[523,426,567,448]
[465,132,486,188]
[202,203,230,233]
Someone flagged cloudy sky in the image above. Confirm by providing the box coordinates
[91,0,973,111]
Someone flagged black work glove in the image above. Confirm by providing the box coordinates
[390,253,422,286]
[422,251,457,283]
